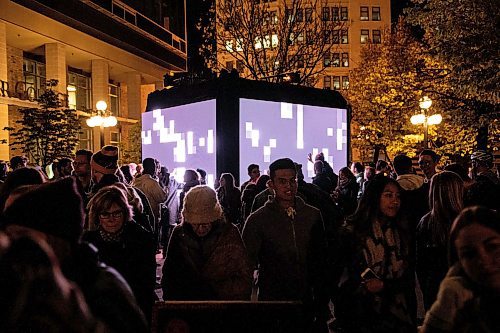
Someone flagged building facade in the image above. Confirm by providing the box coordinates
[217,0,390,91]
[0,0,186,161]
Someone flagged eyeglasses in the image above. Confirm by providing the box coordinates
[99,210,123,219]
[418,161,431,167]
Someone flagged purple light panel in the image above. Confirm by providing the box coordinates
[239,98,348,184]
[141,99,217,187]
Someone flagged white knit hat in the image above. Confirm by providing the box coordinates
[182,185,223,224]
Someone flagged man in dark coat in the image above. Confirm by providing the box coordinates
[242,158,329,330]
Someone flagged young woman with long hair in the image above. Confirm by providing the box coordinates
[336,176,415,332]
[416,171,464,309]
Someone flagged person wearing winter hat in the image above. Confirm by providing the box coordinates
[0,177,149,333]
[162,185,252,301]
[90,145,119,182]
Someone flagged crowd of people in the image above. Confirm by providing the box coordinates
[0,146,498,332]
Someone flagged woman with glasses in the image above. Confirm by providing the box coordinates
[161,185,252,300]
[83,185,156,323]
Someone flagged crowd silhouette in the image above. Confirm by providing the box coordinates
[0,147,498,332]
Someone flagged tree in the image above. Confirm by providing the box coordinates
[120,121,142,164]
[405,0,499,105]
[206,0,346,85]
[347,20,480,160]
[4,80,81,167]
[405,0,499,150]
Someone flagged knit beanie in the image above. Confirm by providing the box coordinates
[181,185,223,224]
[91,145,119,175]
[2,177,84,243]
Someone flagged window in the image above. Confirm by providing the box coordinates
[323,76,331,90]
[333,76,341,90]
[78,127,93,151]
[332,53,340,67]
[341,7,348,21]
[305,8,312,22]
[373,30,381,44]
[342,76,350,90]
[341,29,349,44]
[341,53,349,67]
[236,60,244,73]
[109,83,119,116]
[296,9,303,22]
[323,30,330,44]
[226,61,234,70]
[67,72,91,111]
[225,39,234,52]
[110,131,120,147]
[331,30,339,44]
[372,7,381,21]
[332,7,339,21]
[322,7,330,21]
[323,54,331,67]
[23,58,46,100]
[360,6,369,21]
[361,29,369,43]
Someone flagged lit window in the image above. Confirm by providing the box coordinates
[332,53,340,67]
[110,131,120,146]
[79,127,93,151]
[324,76,331,90]
[341,53,349,67]
[373,30,381,44]
[342,76,349,90]
[255,37,262,49]
[236,38,243,51]
[341,7,348,21]
[225,40,234,52]
[67,71,91,111]
[109,83,119,116]
[323,54,331,67]
[360,7,369,21]
[372,7,381,21]
[271,34,279,48]
[341,29,349,44]
[361,29,369,44]
[333,76,341,90]
[322,7,330,21]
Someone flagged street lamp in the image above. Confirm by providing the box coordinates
[411,96,442,148]
[86,101,117,148]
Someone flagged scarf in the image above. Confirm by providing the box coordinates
[98,226,124,243]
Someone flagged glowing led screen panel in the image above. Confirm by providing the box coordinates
[239,98,348,184]
[141,99,216,187]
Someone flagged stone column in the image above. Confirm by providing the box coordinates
[125,72,141,119]
[45,43,66,94]
[91,59,109,149]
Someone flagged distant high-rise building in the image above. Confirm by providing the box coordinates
[216,0,391,91]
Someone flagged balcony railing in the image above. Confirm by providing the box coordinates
[84,0,186,54]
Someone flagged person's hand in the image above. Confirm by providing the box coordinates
[363,278,384,293]
[307,153,313,163]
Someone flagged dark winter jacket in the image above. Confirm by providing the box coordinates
[82,221,156,321]
[242,196,328,303]
[162,220,252,300]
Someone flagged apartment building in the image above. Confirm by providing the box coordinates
[217,0,390,90]
[0,0,186,161]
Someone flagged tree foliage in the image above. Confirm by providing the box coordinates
[346,20,481,160]
[205,0,345,85]
[120,121,142,164]
[405,0,500,105]
[5,80,81,167]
